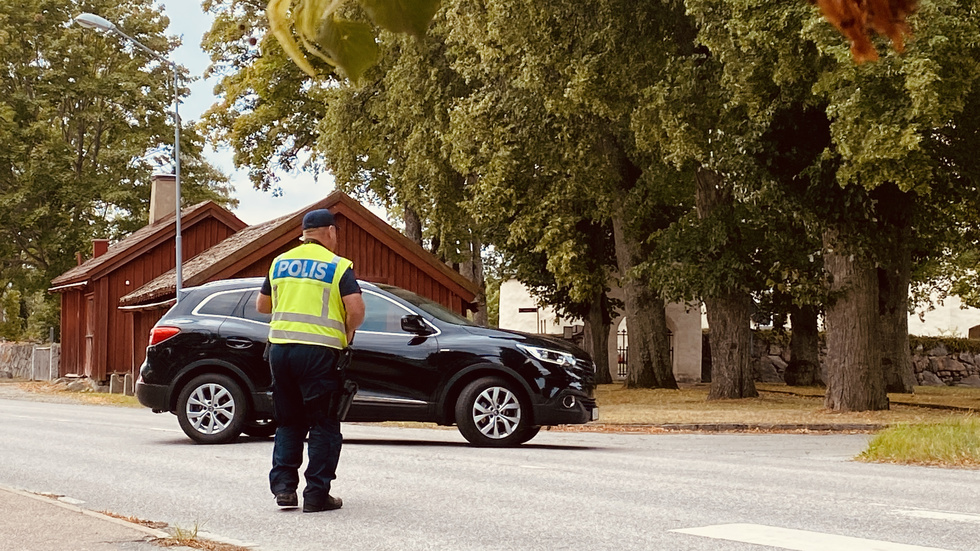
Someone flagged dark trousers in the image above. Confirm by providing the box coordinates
[268,343,343,505]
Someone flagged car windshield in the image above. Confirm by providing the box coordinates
[377,285,477,326]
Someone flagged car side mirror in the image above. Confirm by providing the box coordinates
[401,314,434,335]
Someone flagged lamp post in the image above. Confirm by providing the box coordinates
[75,12,184,303]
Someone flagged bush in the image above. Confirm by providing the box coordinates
[909,335,980,355]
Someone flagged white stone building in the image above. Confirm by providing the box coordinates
[498,279,703,382]
[909,294,980,338]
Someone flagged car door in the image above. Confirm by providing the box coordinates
[210,287,273,391]
[347,288,440,422]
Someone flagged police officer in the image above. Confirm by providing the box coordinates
[256,208,365,512]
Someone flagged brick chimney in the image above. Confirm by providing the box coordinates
[92,239,109,259]
[149,174,177,224]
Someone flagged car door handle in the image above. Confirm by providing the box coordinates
[226,337,254,349]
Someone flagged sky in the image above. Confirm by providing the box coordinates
[152,0,339,225]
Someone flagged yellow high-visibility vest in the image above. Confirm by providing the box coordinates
[268,242,353,348]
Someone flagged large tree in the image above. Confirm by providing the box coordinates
[444,0,694,389]
[204,1,489,320]
[679,0,980,409]
[0,0,232,338]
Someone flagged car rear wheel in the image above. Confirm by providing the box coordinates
[243,419,277,438]
[177,374,247,444]
[455,376,532,447]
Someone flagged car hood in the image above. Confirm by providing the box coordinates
[461,326,591,360]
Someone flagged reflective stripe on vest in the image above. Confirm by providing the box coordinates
[267,329,343,348]
[270,287,346,332]
[267,243,352,348]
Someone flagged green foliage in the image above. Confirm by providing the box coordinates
[207,0,980,400]
[0,0,233,334]
[0,289,25,340]
[909,336,980,355]
[361,0,441,36]
[318,22,479,263]
[314,16,379,83]
[202,0,330,192]
[267,0,440,82]
[0,288,60,342]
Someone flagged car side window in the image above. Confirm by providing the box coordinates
[197,290,247,317]
[241,290,272,324]
[360,291,412,333]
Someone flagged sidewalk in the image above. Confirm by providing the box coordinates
[0,484,185,551]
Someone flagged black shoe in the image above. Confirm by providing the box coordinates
[276,492,298,507]
[303,495,342,512]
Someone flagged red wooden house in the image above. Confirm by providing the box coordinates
[49,199,246,381]
[118,191,481,376]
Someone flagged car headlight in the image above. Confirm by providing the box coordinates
[517,344,576,367]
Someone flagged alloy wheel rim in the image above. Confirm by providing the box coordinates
[472,386,521,439]
[186,383,235,434]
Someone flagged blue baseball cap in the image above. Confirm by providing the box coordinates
[302,209,335,230]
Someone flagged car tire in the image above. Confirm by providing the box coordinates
[176,373,247,444]
[513,425,541,445]
[243,419,277,438]
[455,376,532,447]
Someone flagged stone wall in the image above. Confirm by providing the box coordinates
[749,334,825,384]
[746,333,980,388]
[910,343,980,387]
[0,342,61,380]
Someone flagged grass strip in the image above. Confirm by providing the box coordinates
[858,417,980,468]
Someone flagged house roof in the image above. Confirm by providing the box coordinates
[50,201,247,289]
[118,213,291,306]
[119,191,481,307]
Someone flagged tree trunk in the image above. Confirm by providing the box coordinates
[583,296,613,384]
[599,132,675,389]
[823,229,889,411]
[878,257,915,393]
[404,204,422,246]
[459,235,488,327]
[695,168,757,399]
[612,214,677,389]
[784,305,822,387]
[875,184,916,393]
[704,293,758,399]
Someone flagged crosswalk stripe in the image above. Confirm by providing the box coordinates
[892,508,980,524]
[671,523,954,551]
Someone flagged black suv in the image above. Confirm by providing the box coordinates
[135,278,597,446]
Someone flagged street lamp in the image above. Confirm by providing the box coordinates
[75,12,184,303]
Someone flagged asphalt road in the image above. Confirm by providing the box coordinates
[1,394,978,551]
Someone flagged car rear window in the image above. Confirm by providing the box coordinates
[241,290,272,323]
[196,290,247,317]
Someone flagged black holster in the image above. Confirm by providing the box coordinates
[334,379,358,421]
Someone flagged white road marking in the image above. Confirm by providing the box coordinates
[892,508,980,524]
[671,523,954,551]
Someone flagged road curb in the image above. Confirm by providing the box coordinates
[0,483,262,550]
[552,423,888,434]
[0,483,173,540]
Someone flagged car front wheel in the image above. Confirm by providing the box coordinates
[455,376,532,447]
[176,373,247,444]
